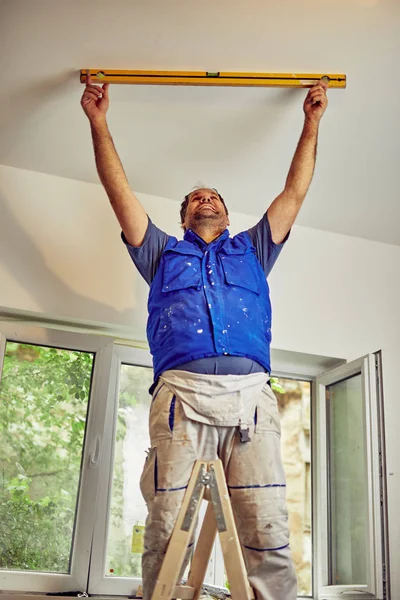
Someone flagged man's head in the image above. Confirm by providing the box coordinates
[180,187,230,238]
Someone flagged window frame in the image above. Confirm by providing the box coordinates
[0,321,115,594]
[88,344,153,597]
[314,354,385,600]
[0,317,387,600]
[271,369,314,599]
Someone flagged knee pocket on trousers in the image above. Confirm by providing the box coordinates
[238,514,290,551]
[230,487,290,550]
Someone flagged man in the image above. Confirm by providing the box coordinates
[81,75,328,600]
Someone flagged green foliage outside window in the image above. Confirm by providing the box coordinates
[0,343,93,572]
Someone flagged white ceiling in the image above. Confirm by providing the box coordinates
[1,0,399,245]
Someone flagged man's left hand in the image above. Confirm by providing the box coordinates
[303,79,328,124]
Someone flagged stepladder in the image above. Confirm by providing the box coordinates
[146,459,255,600]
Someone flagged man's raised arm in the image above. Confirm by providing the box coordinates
[80,72,148,247]
[267,80,329,244]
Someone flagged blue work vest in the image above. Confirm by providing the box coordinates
[147,228,272,382]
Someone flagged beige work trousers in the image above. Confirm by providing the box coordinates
[140,373,297,600]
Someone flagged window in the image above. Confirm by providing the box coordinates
[106,363,154,578]
[88,346,153,596]
[0,320,388,600]
[315,354,387,599]
[0,322,114,594]
[327,374,368,585]
[0,342,94,574]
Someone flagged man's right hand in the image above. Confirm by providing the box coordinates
[80,70,109,123]
[82,70,148,247]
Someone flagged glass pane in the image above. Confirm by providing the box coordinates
[106,364,154,578]
[327,373,368,585]
[273,377,312,597]
[0,342,94,573]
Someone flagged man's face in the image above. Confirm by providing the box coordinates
[183,189,230,232]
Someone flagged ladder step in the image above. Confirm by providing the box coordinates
[174,584,196,599]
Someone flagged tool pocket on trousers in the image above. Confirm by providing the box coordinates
[140,447,157,505]
[149,388,187,444]
[149,386,175,442]
[254,384,281,436]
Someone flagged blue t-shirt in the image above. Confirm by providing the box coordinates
[123,213,288,375]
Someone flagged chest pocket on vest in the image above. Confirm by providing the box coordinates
[219,247,260,295]
[162,247,203,293]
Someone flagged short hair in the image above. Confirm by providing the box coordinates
[180,186,229,229]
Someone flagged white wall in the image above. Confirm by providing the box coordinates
[1,164,399,595]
